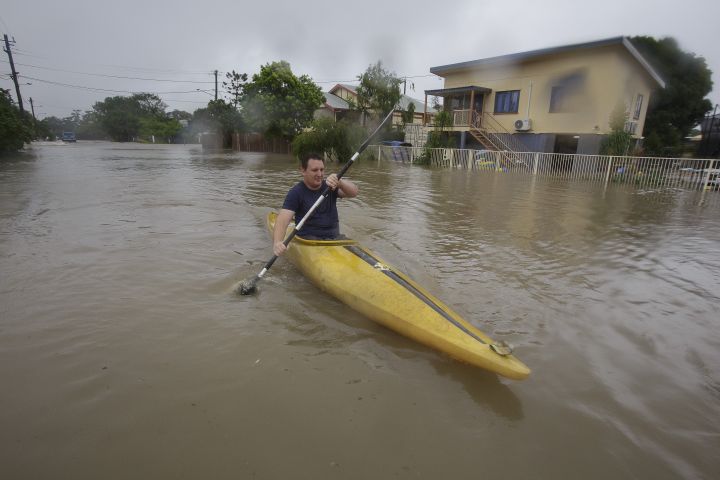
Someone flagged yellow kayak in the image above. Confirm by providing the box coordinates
[267,212,530,380]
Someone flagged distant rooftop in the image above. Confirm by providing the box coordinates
[327,83,428,111]
[323,92,349,110]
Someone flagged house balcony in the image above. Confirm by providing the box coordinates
[423,85,491,128]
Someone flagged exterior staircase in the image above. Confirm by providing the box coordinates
[468,112,531,169]
[404,112,532,170]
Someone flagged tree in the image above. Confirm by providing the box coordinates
[352,61,402,118]
[134,93,168,118]
[241,61,324,139]
[91,93,170,141]
[222,70,248,108]
[69,109,82,125]
[139,117,182,142]
[38,116,64,139]
[401,102,416,125]
[76,110,106,140]
[39,109,85,139]
[189,99,243,146]
[92,96,143,141]
[0,88,33,152]
[34,117,54,140]
[421,109,454,160]
[630,36,713,156]
[600,101,633,155]
[168,110,192,122]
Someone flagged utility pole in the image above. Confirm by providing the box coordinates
[214,70,218,100]
[3,34,25,114]
[29,97,36,122]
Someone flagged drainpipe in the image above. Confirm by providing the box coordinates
[424,93,428,126]
[526,81,533,119]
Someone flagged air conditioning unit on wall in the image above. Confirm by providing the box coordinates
[514,118,532,131]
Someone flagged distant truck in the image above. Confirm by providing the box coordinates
[61,132,77,142]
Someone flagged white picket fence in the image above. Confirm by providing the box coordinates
[375,145,720,193]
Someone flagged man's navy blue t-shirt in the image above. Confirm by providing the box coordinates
[282,181,340,239]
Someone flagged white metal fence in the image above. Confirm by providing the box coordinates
[375,145,720,193]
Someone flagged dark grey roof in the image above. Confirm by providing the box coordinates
[425,86,492,96]
[398,94,427,112]
[430,36,665,88]
[323,92,349,110]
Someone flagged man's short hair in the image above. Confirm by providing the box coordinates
[301,152,323,170]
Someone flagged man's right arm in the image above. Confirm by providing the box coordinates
[273,208,295,256]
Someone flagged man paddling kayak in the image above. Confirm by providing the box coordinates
[273,153,358,256]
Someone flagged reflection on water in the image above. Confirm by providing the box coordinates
[1,142,718,479]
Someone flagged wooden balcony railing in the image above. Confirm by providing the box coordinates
[451,109,483,127]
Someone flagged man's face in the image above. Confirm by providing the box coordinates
[301,158,325,190]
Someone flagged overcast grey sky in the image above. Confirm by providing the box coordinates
[2,0,719,119]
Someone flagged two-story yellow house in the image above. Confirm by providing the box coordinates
[424,37,665,154]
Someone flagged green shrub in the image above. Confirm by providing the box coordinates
[292,117,367,162]
[0,89,33,153]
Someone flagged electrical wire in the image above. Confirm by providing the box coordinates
[8,61,216,83]
[21,74,213,96]
[9,48,214,76]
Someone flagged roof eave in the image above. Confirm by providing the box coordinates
[621,37,666,88]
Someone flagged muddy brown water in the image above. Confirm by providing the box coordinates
[1,142,718,479]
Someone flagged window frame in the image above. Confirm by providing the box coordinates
[633,94,644,120]
[549,85,569,113]
[494,90,520,114]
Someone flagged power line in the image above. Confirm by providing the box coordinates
[7,48,214,76]
[5,60,216,83]
[162,98,212,105]
[313,79,358,84]
[20,74,213,96]
[3,54,437,91]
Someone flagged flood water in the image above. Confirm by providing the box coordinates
[1,142,719,479]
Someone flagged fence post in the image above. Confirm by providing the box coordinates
[533,152,539,175]
[702,159,716,190]
[604,156,613,188]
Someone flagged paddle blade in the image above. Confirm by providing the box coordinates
[236,275,259,295]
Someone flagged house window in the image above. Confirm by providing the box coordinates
[494,90,520,113]
[449,95,471,110]
[549,71,586,113]
[633,94,643,120]
[549,86,569,113]
[624,121,638,135]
